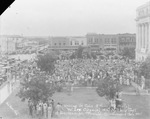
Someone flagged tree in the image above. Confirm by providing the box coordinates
[86,52,91,59]
[105,52,114,58]
[96,52,103,56]
[76,46,84,59]
[17,70,55,103]
[96,76,122,101]
[91,52,97,59]
[99,55,106,60]
[139,56,150,79]
[70,52,76,59]
[120,48,135,59]
[36,52,57,74]
[138,56,150,89]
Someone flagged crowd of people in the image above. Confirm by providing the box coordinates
[7,51,144,118]
[51,56,142,89]
[0,58,23,87]
[28,99,63,119]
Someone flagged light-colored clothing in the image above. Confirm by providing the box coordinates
[48,105,52,119]
[110,99,116,109]
[43,103,48,118]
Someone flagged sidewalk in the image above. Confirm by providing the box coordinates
[121,92,150,95]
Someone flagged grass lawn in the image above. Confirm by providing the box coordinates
[121,85,136,93]
[0,87,150,119]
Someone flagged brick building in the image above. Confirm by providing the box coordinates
[118,33,136,53]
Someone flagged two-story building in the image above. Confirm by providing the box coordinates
[86,33,104,51]
[69,36,87,50]
[118,33,136,53]
[0,35,23,54]
[86,33,119,53]
[49,37,70,50]
[102,34,119,53]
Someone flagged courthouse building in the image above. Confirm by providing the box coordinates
[136,2,150,61]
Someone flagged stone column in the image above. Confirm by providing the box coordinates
[136,24,139,51]
[145,23,147,49]
[138,25,141,50]
[140,24,143,49]
[148,23,150,53]
[147,23,149,51]
[142,24,144,49]
[143,24,145,48]
[141,24,144,48]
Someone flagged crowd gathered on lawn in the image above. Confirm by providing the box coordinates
[13,51,146,119]
[1,49,145,119]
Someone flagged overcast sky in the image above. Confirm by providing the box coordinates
[0,0,149,36]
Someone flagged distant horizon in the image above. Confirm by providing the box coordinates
[0,32,136,37]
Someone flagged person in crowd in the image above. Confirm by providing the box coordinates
[51,99,55,118]
[48,102,52,119]
[36,102,43,119]
[55,102,63,116]
[115,93,122,111]
[43,102,48,119]
[28,99,33,117]
[109,98,116,112]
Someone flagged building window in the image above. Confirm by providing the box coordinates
[108,39,110,43]
[111,39,114,44]
[105,39,107,44]
[94,38,98,43]
[54,43,57,45]
[70,41,72,45]
[90,38,92,43]
[88,39,90,44]
[99,39,102,43]
[94,38,96,43]
[105,38,110,44]
[75,41,77,45]
[96,38,98,43]
[63,43,66,45]
[113,38,116,44]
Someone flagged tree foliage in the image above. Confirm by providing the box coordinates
[17,51,57,104]
[91,52,97,59]
[17,70,55,103]
[105,52,114,58]
[96,52,103,56]
[76,46,84,59]
[139,56,150,79]
[36,52,57,74]
[120,48,135,59]
[96,76,121,100]
[70,52,76,59]
[86,52,91,59]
